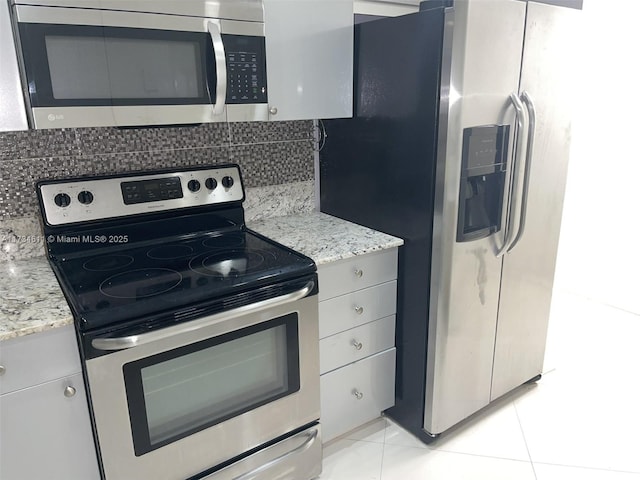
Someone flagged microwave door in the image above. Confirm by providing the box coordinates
[14,6,227,128]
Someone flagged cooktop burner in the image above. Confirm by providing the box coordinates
[100,268,183,299]
[189,250,268,277]
[147,245,194,260]
[83,254,135,272]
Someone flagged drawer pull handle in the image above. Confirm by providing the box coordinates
[354,269,363,278]
[352,389,364,400]
[351,340,363,351]
[354,305,364,315]
[0,365,5,376]
[64,386,77,398]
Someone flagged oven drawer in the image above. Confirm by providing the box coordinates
[200,424,322,480]
[317,249,398,301]
[0,325,81,395]
[320,348,396,442]
[319,281,397,339]
[319,315,395,374]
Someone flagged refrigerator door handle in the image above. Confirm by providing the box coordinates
[497,92,528,258]
[507,91,536,253]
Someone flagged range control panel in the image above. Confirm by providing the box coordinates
[39,165,244,226]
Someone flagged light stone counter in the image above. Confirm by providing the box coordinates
[0,211,402,341]
[248,211,403,266]
[0,256,72,341]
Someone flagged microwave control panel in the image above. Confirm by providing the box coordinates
[223,35,268,104]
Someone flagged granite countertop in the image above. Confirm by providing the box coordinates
[248,211,403,265]
[0,212,403,341]
[0,256,73,341]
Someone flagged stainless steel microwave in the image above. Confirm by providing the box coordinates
[10,0,269,128]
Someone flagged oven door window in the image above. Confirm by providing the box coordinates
[123,314,300,456]
[18,23,214,107]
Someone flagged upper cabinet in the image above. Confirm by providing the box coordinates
[0,0,28,131]
[263,0,354,121]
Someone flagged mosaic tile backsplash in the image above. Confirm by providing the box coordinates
[0,120,315,219]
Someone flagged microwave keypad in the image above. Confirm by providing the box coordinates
[223,35,267,104]
[227,52,262,102]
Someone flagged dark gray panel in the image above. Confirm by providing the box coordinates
[354,14,387,24]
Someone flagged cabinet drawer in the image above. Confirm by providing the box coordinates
[0,325,81,395]
[320,348,396,442]
[318,248,398,301]
[319,315,395,374]
[319,281,397,339]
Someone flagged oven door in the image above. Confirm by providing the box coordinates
[84,279,319,480]
[13,5,268,128]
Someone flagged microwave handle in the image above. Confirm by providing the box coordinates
[207,22,227,116]
[91,281,315,351]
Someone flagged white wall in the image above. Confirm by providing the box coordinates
[554,0,640,314]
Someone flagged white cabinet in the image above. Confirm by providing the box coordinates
[320,349,396,441]
[0,326,100,480]
[263,0,353,121]
[0,0,28,131]
[318,248,398,442]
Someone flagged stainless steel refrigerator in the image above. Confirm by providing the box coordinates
[320,0,579,441]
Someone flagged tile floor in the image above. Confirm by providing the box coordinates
[319,290,640,479]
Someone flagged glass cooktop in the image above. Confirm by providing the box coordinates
[52,229,316,330]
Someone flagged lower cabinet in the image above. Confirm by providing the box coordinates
[0,327,100,480]
[320,348,396,442]
[317,248,399,443]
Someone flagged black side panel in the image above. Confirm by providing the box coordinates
[320,9,445,436]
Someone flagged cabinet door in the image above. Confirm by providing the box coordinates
[0,325,81,395]
[0,0,28,131]
[0,374,101,480]
[263,0,353,121]
[320,348,396,442]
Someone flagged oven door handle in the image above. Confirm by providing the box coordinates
[91,281,315,352]
[228,428,319,480]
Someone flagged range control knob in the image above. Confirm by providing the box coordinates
[54,193,71,207]
[221,176,234,189]
[205,178,217,191]
[77,191,94,205]
[187,180,201,192]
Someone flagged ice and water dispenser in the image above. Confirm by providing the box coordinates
[456,125,510,242]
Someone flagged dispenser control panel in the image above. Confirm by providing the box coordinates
[463,125,510,171]
[457,125,510,242]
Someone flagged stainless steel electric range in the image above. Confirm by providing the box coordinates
[37,164,322,480]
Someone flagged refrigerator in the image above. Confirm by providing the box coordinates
[319,0,579,441]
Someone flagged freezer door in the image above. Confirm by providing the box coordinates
[491,2,579,400]
[424,0,526,435]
